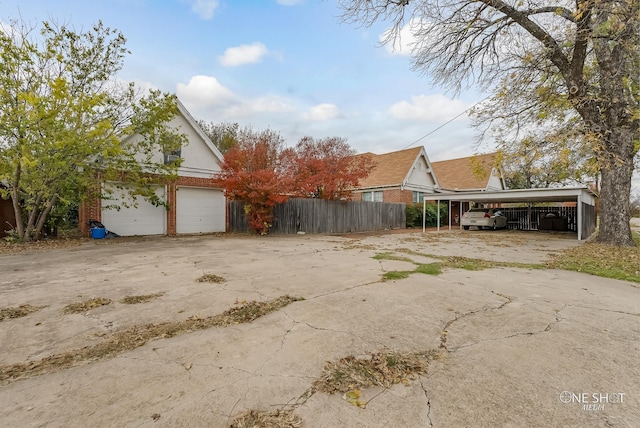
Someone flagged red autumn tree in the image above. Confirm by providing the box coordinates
[287,136,374,200]
[212,128,291,235]
[213,129,373,235]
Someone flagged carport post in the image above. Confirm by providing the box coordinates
[422,199,426,233]
[437,199,440,232]
[448,200,452,230]
[459,202,463,229]
[577,194,582,240]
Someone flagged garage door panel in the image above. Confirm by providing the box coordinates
[176,187,225,234]
[101,184,166,236]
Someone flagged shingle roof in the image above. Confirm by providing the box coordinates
[431,153,497,190]
[355,147,424,188]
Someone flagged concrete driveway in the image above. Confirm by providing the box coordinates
[0,230,638,427]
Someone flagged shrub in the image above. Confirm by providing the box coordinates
[406,203,448,228]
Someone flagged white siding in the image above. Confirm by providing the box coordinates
[167,114,222,177]
[406,156,436,189]
[486,170,505,190]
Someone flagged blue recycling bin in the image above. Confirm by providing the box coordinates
[91,227,106,239]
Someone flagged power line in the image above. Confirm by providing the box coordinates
[401,95,491,150]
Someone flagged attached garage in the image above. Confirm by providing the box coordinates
[101,184,167,236]
[176,187,225,234]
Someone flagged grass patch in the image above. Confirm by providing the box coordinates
[197,273,226,283]
[230,409,302,428]
[0,304,46,322]
[376,250,544,282]
[1,295,303,384]
[119,293,165,304]
[62,297,112,314]
[414,263,442,275]
[312,350,440,395]
[373,252,414,263]
[382,271,412,281]
[547,240,640,283]
[442,256,494,271]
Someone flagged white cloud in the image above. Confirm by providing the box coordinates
[190,0,219,20]
[219,42,269,67]
[131,79,159,94]
[277,0,304,5]
[226,95,294,117]
[388,94,471,122]
[380,18,421,56]
[176,75,235,109]
[302,103,341,121]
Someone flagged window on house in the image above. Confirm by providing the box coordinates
[164,148,182,165]
[162,137,182,165]
[413,192,424,203]
[362,191,383,202]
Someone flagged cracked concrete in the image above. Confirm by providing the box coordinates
[0,230,638,427]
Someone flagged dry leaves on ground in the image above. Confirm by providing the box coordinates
[230,409,302,428]
[0,239,84,255]
[0,295,303,384]
[0,304,46,322]
[62,297,112,314]
[197,273,226,283]
[119,293,165,304]
[312,350,440,395]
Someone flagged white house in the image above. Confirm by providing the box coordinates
[80,100,226,237]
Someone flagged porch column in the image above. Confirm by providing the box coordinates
[577,194,582,240]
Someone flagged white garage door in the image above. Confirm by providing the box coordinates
[101,184,166,236]
[176,187,225,234]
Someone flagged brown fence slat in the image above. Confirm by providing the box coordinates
[229,199,405,234]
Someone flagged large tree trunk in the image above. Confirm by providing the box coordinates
[10,164,25,241]
[33,195,57,241]
[595,128,636,246]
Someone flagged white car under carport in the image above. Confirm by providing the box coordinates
[461,208,507,230]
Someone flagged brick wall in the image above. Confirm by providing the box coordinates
[382,189,413,204]
[0,198,16,238]
[351,188,414,204]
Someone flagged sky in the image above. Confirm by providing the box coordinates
[0,0,492,162]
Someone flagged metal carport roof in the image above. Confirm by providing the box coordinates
[423,187,597,240]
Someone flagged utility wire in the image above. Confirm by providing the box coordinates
[401,94,491,150]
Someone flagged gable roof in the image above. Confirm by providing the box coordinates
[176,99,224,164]
[431,153,500,191]
[356,146,438,189]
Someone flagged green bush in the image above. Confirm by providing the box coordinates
[406,203,448,228]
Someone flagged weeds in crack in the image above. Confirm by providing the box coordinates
[0,304,46,322]
[375,250,542,282]
[311,350,441,395]
[197,273,226,283]
[230,409,302,428]
[0,295,303,384]
[120,293,164,304]
[62,297,111,314]
[230,349,442,424]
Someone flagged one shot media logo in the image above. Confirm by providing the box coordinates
[559,391,626,411]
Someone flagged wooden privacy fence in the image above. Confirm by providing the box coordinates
[228,198,406,234]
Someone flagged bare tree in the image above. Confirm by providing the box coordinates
[339,0,639,246]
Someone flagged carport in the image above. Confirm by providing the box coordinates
[423,187,597,240]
